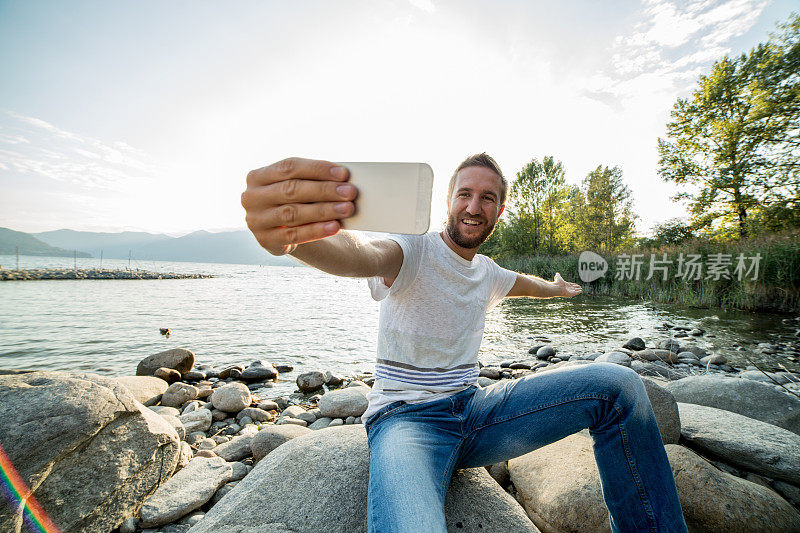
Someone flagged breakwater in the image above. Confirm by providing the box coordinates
[0,268,213,281]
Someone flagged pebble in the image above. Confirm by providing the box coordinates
[329,418,344,427]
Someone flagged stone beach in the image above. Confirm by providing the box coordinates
[1,322,800,532]
[0,268,212,281]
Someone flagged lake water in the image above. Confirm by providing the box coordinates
[1,255,798,398]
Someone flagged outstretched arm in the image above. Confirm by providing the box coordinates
[242,157,403,280]
[506,272,583,298]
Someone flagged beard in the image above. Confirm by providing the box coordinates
[445,212,497,249]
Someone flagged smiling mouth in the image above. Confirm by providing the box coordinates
[461,218,483,227]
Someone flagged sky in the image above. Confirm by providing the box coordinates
[0,0,796,237]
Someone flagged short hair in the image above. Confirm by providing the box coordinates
[448,153,507,206]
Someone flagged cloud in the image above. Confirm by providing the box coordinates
[600,0,768,101]
[0,110,160,192]
[407,0,435,13]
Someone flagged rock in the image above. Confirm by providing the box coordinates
[150,405,180,417]
[0,372,180,533]
[509,433,610,532]
[176,441,193,471]
[240,360,278,381]
[325,370,345,387]
[700,354,727,365]
[275,364,294,373]
[115,376,169,405]
[161,382,199,408]
[211,382,252,413]
[677,403,800,485]
[155,367,182,383]
[487,461,510,487]
[236,407,272,422]
[477,376,496,387]
[666,444,800,532]
[641,378,680,445]
[536,345,556,360]
[309,417,333,430]
[739,369,790,385]
[622,337,646,351]
[630,360,685,381]
[139,457,232,527]
[209,483,236,506]
[120,517,138,533]
[179,408,213,433]
[218,365,243,379]
[664,375,800,435]
[251,425,313,461]
[329,418,344,427]
[479,367,502,379]
[182,370,207,381]
[318,385,370,418]
[257,400,279,411]
[656,339,681,352]
[191,425,536,533]
[675,351,698,361]
[196,450,217,458]
[295,411,317,424]
[162,415,186,440]
[230,461,249,481]
[198,438,217,450]
[509,362,532,370]
[214,434,255,462]
[773,480,800,508]
[276,417,308,427]
[632,349,659,361]
[137,348,195,377]
[681,345,709,358]
[594,351,631,367]
[297,370,326,392]
[181,400,202,414]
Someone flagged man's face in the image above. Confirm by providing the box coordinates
[445,166,505,249]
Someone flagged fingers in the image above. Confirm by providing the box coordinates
[252,220,342,254]
[247,201,355,230]
[242,180,357,210]
[246,157,349,187]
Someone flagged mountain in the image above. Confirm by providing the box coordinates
[32,229,171,259]
[28,228,294,266]
[0,227,91,258]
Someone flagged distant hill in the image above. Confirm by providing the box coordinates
[32,229,171,258]
[0,227,91,258]
[28,227,294,266]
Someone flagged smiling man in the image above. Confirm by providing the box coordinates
[242,154,687,533]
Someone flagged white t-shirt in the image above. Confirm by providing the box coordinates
[362,231,518,422]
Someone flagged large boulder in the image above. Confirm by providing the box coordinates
[641,377,681,445]
[136,348,195,376]
[677,403,800,485]
[317,385,370,418]
[664,375,800,435]
[189,425,536,533]
[139,456,232,527]
[666,444,800,532]
[508,432,800,533]
[508,433,610,532]
[114,375,168,405]
[0,372,180,533]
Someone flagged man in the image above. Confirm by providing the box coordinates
[242,154,688,533]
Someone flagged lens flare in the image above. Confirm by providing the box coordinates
[0,443,61,533]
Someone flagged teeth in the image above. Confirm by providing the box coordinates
[463,220,481,226]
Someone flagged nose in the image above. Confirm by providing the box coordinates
[466,195,481,215]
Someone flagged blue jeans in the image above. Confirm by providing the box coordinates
[364,363,688,533]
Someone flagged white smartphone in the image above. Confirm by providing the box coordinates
[336,162,433,235]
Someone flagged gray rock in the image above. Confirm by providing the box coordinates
[641,378,680,445]
[279,405,306,419]
[176,441,193,471]
[155,367,182,383]
[680,345,709,358]
[328,418,344,426]
[325,370,345,387]
[656,339,681,353]
[137,348,195,377]
[120,517,138,533]
[190,425,536,533]
[240,360,278,381]
[296,411,317,424]
[257,400,279,411]
[622,337,646,351]
[162,415,186,440]
[594,351,631,367]
[739,369,790,385]
[139,457,232,527]
[297,370,326,392]
[211,382,252,413]
[276,417,308,426]
[318,385,370,418]
[115,376,169,405]
[209,483,236,506]
[479,367,502,379]
[237,407,272,422]
[214,434,255,462]
[664,375,800,435]
[630,360,686,381]
[536,345,556,360]
[677,403,800,484]
[230,461,250,481]
[700,354,727,365]
[161,382,199,408]
[309,417,333,430]
[0,372,180,533]
[181,400,202,414]
[251,425,313,461]
[182,370,207,381]
[487,461,510,487]
[675,351,698,361]
[150,405,180,417]
[179,408,213,433]
[477,376,496,387]
[666,444,800,532]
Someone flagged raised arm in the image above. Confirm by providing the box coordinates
[506,272,583,298]
[242,157,403,279]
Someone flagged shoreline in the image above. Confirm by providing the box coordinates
[0,268,213,281]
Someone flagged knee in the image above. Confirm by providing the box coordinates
[592,363,647,405]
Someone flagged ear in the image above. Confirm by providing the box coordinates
[497,204,505,219]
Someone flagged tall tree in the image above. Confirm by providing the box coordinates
[575,165,636,252]
[658,13,800,239]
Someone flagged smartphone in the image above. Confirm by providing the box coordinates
[336,162,433,235]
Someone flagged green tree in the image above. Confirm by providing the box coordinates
[638,218,696,249]
[658,13,800,239]
[574,165,636,252]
